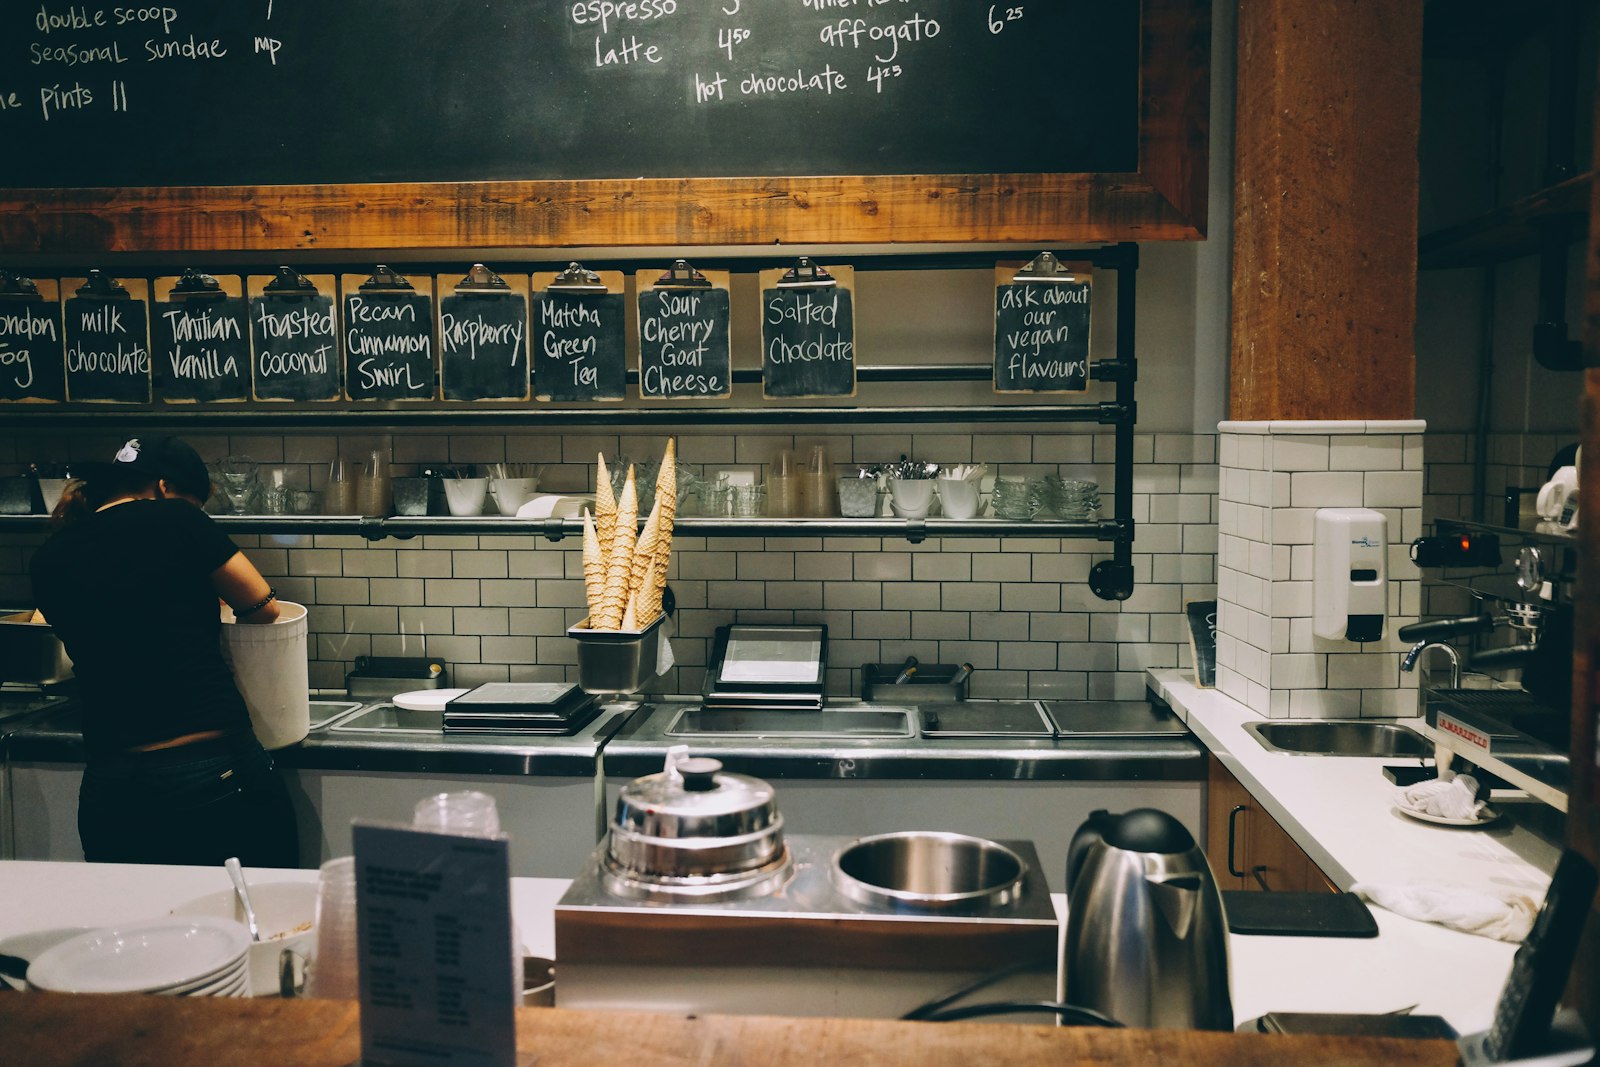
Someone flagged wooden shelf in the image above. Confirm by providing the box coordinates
[1418,171,1593,269]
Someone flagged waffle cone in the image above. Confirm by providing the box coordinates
[581,508,604,619]
[621,590,639,632]
[593,466,638,630]
[631,495,662,600]
[594,452,617,559]
[653,438,677,598]
[640,554,662,626]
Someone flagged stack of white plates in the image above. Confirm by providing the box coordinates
[27,917,252,997]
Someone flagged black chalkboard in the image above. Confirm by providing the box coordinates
[635,275,732,400]
[1186,600,1217,689]
[532,281,626,403]
[248,274,340,402]
[993,271,1093,394]
[760,270,856,399]
[341,276,436,401]
[439,282,530,402]
[63,277,151,403]
[0,280,66,403]
[0,3,1140,188]
[154,276,250,404]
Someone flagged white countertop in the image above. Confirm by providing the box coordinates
[1148,667,1563,1034]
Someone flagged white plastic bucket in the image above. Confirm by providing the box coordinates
[221,600,310,749]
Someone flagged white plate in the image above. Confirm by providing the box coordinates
[393,688,471,712]
[0,927,93,990]
[1395,803,1500,827]
[27,917,250,994]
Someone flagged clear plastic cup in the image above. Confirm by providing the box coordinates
[413,790,501,837]
[305,856,359,1000]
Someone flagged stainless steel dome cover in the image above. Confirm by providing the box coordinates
[606,756,787,884]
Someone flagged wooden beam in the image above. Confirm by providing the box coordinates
[1229,0,1422,422]
[1565,60,1600,1043]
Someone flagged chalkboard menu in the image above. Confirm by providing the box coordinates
[153,272,250,404]
[248,270,340,402]
[341,269,437,401]
[0,275,65,403]
[635,267,732,400]
[63,273,150,403]
[759,264,856,399]
[532,269,626,403]
[0,3,1141,188]
[437,268,530,402]
[993,262,1093,394]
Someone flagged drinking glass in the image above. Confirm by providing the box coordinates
[413,790,501,837]
[357,449,391,516]
[304,856,358,1001]
[324,458,358,515]
[259,466,291,515]
[215,456,259,515]
[766,449,800,517]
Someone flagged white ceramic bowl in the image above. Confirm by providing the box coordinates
[443,477,488,516]
[171,880,317,996]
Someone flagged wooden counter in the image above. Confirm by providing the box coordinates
[0,994,1460,1067]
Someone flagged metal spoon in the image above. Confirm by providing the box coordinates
[225,857,261,942]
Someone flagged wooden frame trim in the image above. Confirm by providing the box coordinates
[0,1,1209,256]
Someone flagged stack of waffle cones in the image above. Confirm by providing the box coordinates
[581,439,676,631]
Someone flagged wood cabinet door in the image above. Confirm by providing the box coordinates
[1205,755,1334,894]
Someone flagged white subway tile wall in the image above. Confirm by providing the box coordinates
[3,426,1559,704]
[0,430,1218,702]
[1215,422,1424,719]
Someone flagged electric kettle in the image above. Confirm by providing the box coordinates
[1062,808,1232,1031]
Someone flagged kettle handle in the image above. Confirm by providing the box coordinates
[1065,809,1112,895]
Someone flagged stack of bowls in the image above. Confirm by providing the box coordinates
[26,917,251,997]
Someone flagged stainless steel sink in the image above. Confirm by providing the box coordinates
[328,703,441,734]
[664,707,914,739]
[1244,719,1430,757]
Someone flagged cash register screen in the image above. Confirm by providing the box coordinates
[719,627,824,685]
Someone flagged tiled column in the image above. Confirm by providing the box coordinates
[1214,421,1425,718]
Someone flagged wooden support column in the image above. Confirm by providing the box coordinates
[1230,0,1423,421]
[1567,71,1600,1042]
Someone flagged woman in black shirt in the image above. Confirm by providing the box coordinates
[31,437,299,867]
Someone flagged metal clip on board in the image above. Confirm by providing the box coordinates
[75,269,132,299]
[777,257,836,289]
[168,268,229,303]
[357,265,416,294]
[454,263,511,294]
[263,266,321,300]
[655,259,712,289]
[0,270,43,300]
[548,262,608,293]
[1012,251,1087,285]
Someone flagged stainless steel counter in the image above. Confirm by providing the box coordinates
[600,698,1205,782]
[5,697,1204,782]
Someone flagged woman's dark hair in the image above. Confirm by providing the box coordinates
[51,437,212,527]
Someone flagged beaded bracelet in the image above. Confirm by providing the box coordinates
[238,587,277,618]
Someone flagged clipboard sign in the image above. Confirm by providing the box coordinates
[248,268,341,402]
[532,263,626,402]
[63,270,152,404]
[759,259,857,399]
[993,253,1093,394]
[634,260,732,400]
[438,264,531,402]
[341,266,438,402]
[0,271,66,403]
[153,270,250,404]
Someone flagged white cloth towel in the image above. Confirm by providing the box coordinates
[1352,881,1537,942]
[1395,774,1486,821]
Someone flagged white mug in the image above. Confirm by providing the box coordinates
[443,477,488,517]
[936,478,981,520]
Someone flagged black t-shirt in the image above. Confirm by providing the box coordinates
[31,499,252,759]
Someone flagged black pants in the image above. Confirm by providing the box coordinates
[79,732,300,868]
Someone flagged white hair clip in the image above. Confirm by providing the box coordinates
[115,439,142,464]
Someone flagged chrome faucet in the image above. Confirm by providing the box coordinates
[1401,640,1462,689]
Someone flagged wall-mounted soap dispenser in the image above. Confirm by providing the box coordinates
[1313,508,1388,642]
